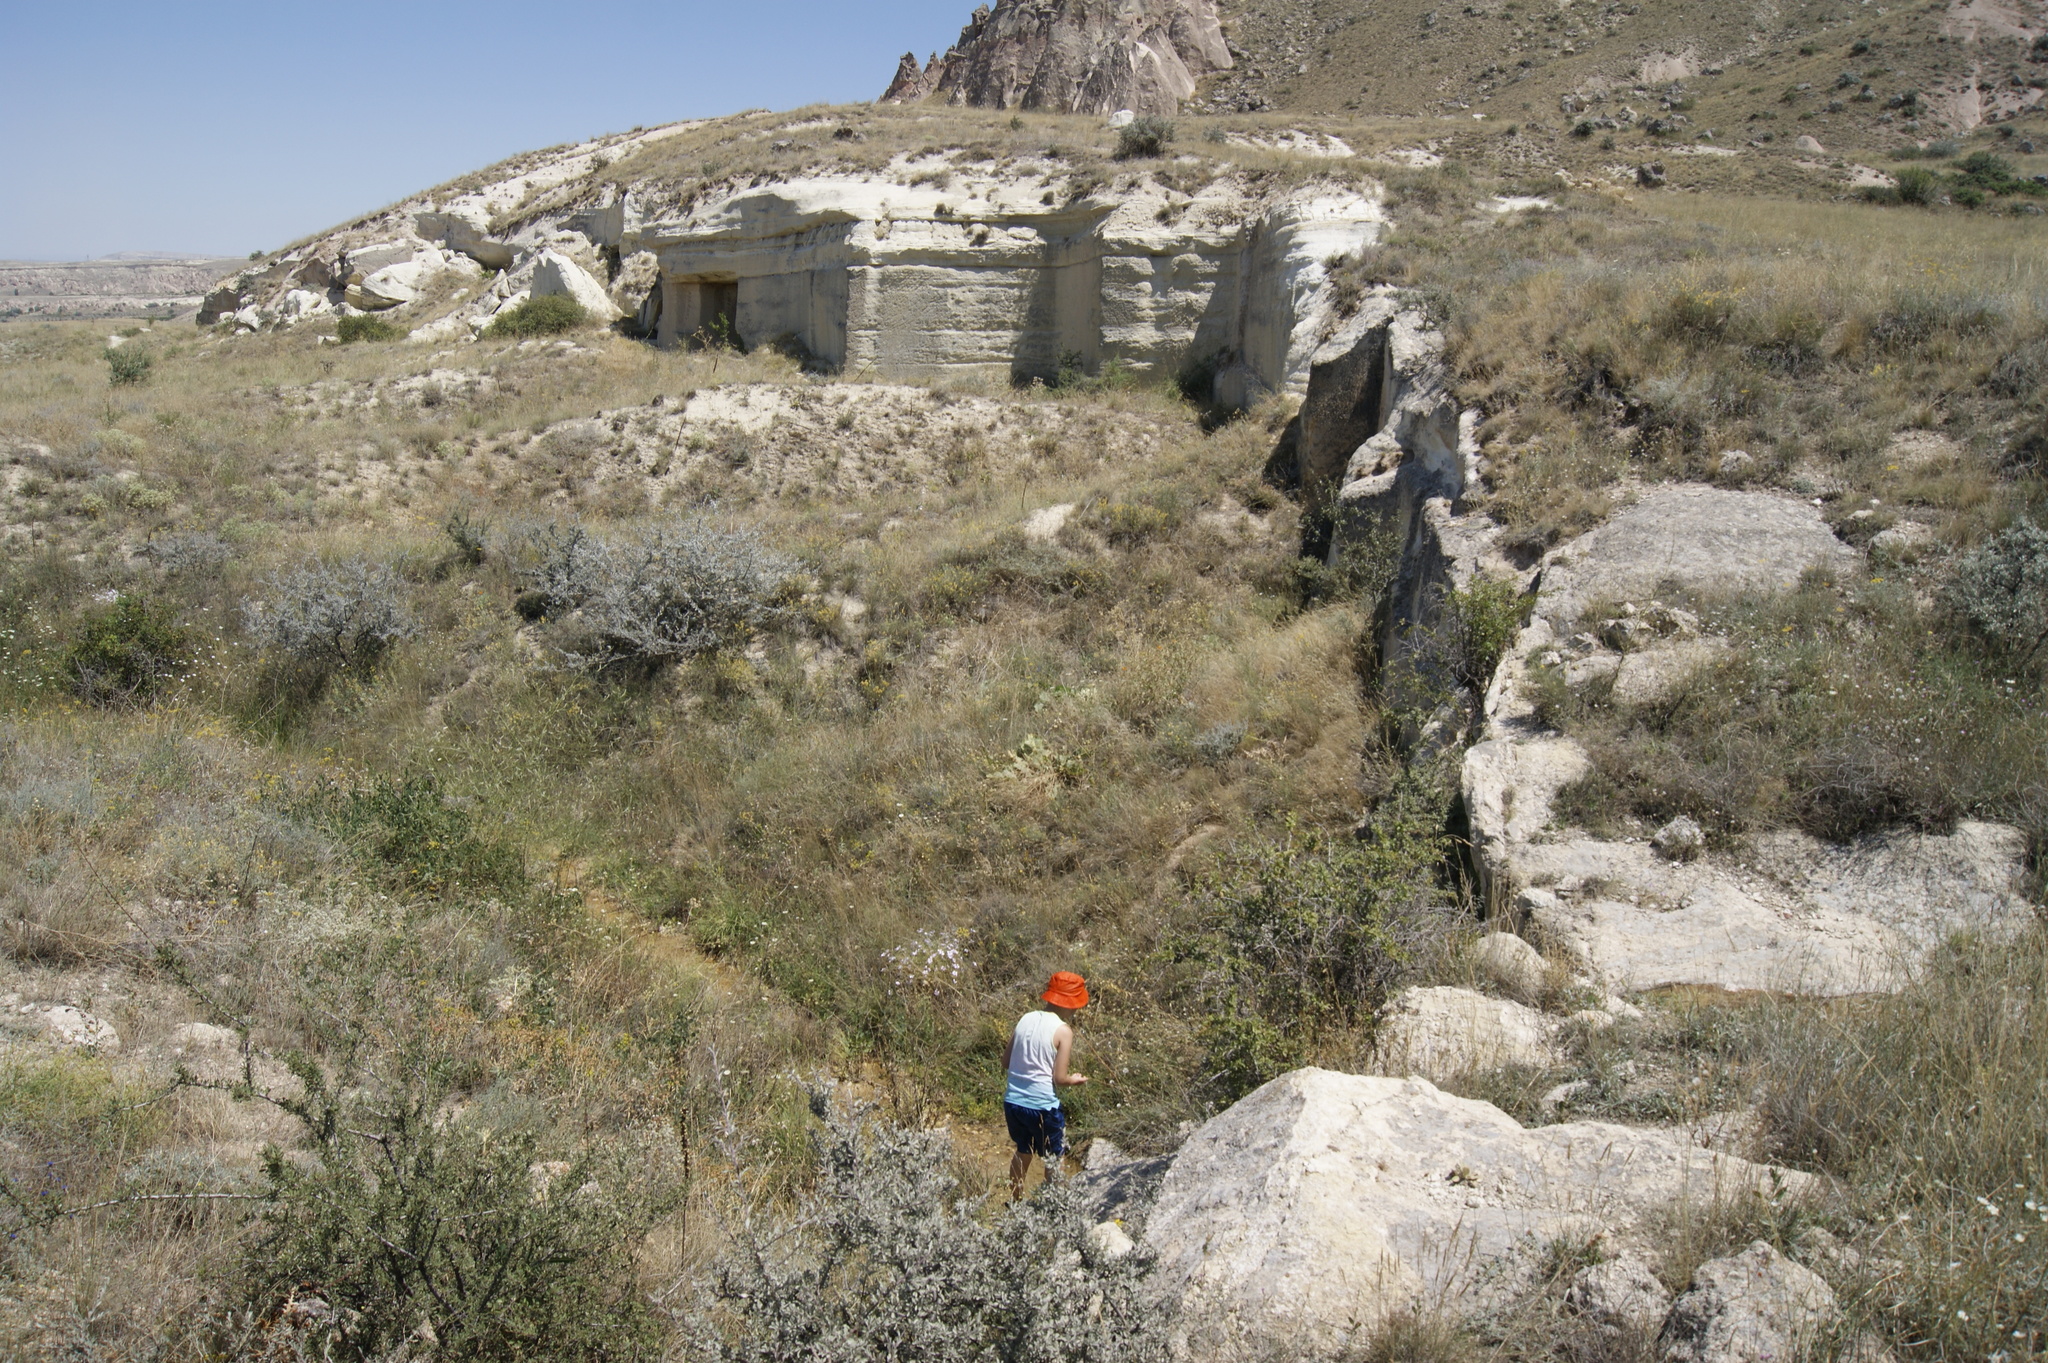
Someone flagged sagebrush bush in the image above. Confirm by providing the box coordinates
[145,531,234,575]
[336,314,403,344]
[529,519,797,672]
[1943,519,2048,662]
[61,594,187,705]
[243,558,417,674]
[485,294,587,339]
[686,1093,1173,1362]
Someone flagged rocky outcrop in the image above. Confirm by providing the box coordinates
[531,250,624,322]
[1658,1242,1839,1363]
[1531,485,1856,632]
[1142,1069,1812,1354]
[1570,1256,1675,1334]
[635,175,1383,390]
[882,0,1232,116]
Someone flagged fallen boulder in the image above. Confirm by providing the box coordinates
[531,250,624,322]
[1143,1069,1811,1354]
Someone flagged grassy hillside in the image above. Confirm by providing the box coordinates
[3,116,2046,1357]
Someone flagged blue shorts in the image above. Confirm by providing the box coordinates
[1003,1102,1066,1158]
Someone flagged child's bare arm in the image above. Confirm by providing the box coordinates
[1051,1025,1088,1086]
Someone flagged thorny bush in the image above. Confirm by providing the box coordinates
[238,1055,672,1362]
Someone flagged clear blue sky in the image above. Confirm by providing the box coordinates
[0,1,971,260]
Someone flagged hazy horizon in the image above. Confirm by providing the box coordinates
[0,0,971,262]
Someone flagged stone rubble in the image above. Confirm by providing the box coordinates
[1658,1242,1839,1363]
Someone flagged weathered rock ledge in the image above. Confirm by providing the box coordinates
[1461,484,2033,997]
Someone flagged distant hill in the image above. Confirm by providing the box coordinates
[888,0,2046,156]
[1205,0,2045,147]
[0,254,247,321]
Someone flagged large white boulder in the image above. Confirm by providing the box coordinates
[530,250,623,322]
[1371,986,1565,1080]
[1143,1069,1811,1354]
[346,259,429,311]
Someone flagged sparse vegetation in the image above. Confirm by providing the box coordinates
[335,314,404,344]
[1114,116,1174,160]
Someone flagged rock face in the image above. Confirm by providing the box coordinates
[1142,1069,1811,1354]
[1371,986,1565,1080]
[1659,1242,1839,1363]
[883,0,1232,116]
[0,254,247,321]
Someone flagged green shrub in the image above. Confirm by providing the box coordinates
[104,348,152,386]
[1087,499,1176,546]
[310,774,523,896]
[61,594,188,705]
[444,509,489,567]
[1168,813,1443,1080]
[335,314,403,344]
[485,295,587,339]
[242,1057,668,1361]
[1114,116,1174,160]
[1442,574,1529,689]
[1894,166,1939,205]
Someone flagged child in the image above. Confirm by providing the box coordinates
[1002,971,1090,1199]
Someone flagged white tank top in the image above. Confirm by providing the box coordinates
[1005,1010,1063,1110]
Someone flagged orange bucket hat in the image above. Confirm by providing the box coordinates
[1042,971,1089,1008]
